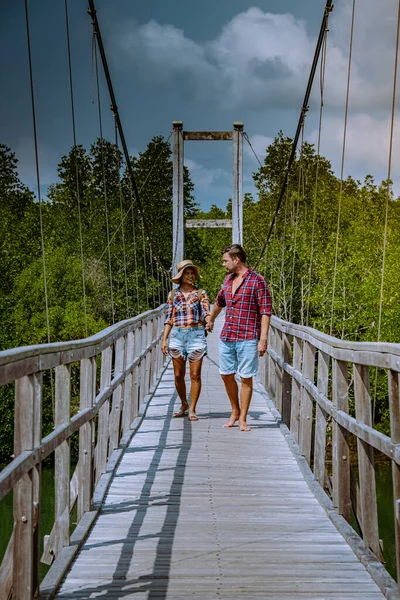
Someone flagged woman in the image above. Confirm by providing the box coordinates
[161,260,211,421]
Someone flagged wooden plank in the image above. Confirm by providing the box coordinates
[314,351,329,486]
[183,131,233,141]
[299,341,316,464]
[13,375,35,600]
[185,219,232,228]
[290,336,302,443]
[96,346,112,484]
[281,333,292,426]
[332,359,350,521]
[388,369,400,587]
[78,358,95,522]
[353,364,381,560]
[108,337,126,455]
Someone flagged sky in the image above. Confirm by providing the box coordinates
[1,0,400,211]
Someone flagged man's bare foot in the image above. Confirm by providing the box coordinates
[223,413,239,428]
[239,422,251,432]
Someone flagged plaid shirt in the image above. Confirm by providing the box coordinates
[215,269,272,341]
[165,287,210,327]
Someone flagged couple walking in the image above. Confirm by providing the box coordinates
[161,244,271,431]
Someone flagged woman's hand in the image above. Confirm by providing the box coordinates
[161,338,169,355]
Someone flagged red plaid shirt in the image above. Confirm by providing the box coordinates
[215,269,272,342]
[165,287,210,327]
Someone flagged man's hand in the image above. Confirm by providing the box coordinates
[258,339,268,357]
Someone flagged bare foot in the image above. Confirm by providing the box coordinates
[173,403,189,418]
[188,412,199,421]
[223,413,239,428]
[239,422,251,432]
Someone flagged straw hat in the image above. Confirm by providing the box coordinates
[171,260,201,284]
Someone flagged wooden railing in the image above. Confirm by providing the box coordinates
[261,315,400,589]
[0,306,166,600]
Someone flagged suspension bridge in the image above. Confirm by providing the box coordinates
[1,1,400,599]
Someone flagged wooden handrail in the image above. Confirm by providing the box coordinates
[0,306,166,600]
[264,317,400,586]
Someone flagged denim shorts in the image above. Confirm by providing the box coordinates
[219,339,259,378]
[169,326,207,361]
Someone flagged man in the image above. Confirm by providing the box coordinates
[206,244,271,431]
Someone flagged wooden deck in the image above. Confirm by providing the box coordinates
[55,318,386,599]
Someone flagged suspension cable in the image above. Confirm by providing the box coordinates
[97,132,172,264]
[65,0,89,336]
[142,227,150,307]
[115,123,130,317]
[373,0,400,422]
[254,1,334,270]
[330,0,356,336]
[242,132,264,169]
[288,124,305,322]
[24,0,54,413]
[129,181,141,314]
[306,12,329,326]
[87,0,167,277]
[93,38,115,323]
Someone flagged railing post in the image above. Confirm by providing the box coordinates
[354,364,381,558]
[313,351,329,486]
[96,346,112,484]
[275,329,283,415]
[268,328,276,404]
[78,357,96,522]
[281,333,292,426]
[388,369,400,588]
[54,365,70,557]
[13,375,36,600]
[108,336,126,455]
[122,331,135,435]
[32,373,42,597]
[299,341,316,464]
[290,336,302,443]
[332,359,350,520]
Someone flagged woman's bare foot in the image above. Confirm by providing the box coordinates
[223,412,240,428]
[239,421,251,432]
[188,412,199,421]
[173,402,189,418]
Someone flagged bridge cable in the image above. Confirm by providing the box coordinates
[97,132,173,265]
[128,180,141,314]
[24,0,54,414]
[242,133,263,169]
[305,12,329,327]
[329,0,356,336]
[373,0,400,421]
[87,0,168,278]
[150,246,156,308]
[242,132,291,318]
[142,227,150,308]
[64,0,89,337]
[93,38,115,323]
[114,124,130,318]
[288,123,305,323]
[254,0,334,270]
